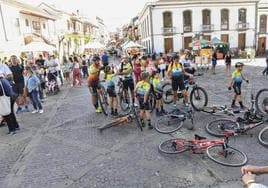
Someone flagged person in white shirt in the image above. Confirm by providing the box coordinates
[241,165,268,188]
[44,55,58,82]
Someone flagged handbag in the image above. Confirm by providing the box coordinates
[0,80,11,116]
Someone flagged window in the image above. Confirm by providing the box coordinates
[32,21,41,30]
[163,11,172,28]
[202,9,211,25]
[239,8,246,23]
[260,15,267,33]
[43,23,46,29]
[221,9,229,30]
[25,19,29,27]
[183,10,192,32]
[15,18,20,27]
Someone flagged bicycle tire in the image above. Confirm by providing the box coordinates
[206,145,248,167]
[206,119,238,137]
[149,93,156,113]
[98,85,109,116]
[119,91,130,111]
[190,86,208,111]
[158,138,189,154]
[162,82,173,104]
[155,114,184,134]
[255,88,268,115]
[133,106,143,131]
[258,126,268,147]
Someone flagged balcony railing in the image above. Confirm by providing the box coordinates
[221,24,229,30]
[201,24,214,32]
[236,22,249,31]
[183,25,192,33]
[162,27,176,35]
[259,27,267,34]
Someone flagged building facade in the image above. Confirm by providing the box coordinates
[139,0,267,55]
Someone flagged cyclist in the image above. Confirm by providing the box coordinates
[167,55,193,107]
[118,55,135,106]
[104,65,118,116]
[135,72,153,129]
[228,62,248,109]
[88,55,103,113]
[152,72,165,115]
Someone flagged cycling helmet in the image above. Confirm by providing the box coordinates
[104,65,111,73]
[235,62,244,68]
[92,55,100,62]
[262,97,268,113]
[140,71,149,80]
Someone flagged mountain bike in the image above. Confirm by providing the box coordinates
[117,77,131,111]
[97,80,109,116]
[154,106,194,134]
[201,105,245,117]
[255,88,268,116]
[158,134,248,167]
[98,104,143,131]
[162,78,208,111]
[259,126,268,147]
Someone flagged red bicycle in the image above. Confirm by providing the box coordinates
[158,134,248,167]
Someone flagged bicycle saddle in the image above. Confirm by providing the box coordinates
[194,134,207,140]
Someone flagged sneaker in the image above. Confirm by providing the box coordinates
[148,124,154,130]
[32,110,38,114]
[173,103,177,108]
[16,107,22,114]
[231,105,239,109]
[39,109,44,114]
[95,107,102,113]
[7,131,16,135]
[114,111,118,116]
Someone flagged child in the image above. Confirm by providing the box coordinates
[135,72,153,129]
[152,72,165,115]
[104,65,118,116]
[228,62,248,109]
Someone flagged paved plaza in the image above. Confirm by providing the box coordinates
[0,62,267,188]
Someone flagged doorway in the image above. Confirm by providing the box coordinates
[184,37,192,50]
[258,37,266,56]
[238,33,246,50]
[164,38,173,53]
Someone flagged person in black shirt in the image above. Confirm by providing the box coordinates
[9,55,27,114]
[262,55,268,76]
[225,51,232,74]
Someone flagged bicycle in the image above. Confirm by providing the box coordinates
[201,105,245,117]
[255,88,268,115]
[154,106,194,134]
[158,134,248,167]
[97,80,109,116]
[117,77,131,111]
[97,104,143,131]
[162,78,208,111]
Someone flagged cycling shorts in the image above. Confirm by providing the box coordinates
[123,79,134,91]
[172,76,185,91]
[88,81,101,96]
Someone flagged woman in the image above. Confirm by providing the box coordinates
[225,51,232,74]
[133,54,141,83]
[0,72,20,134]
[72,57,82,86]
[62,56,72,84]
[25,68,43,114]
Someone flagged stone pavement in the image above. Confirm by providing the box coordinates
[0,63,267,188]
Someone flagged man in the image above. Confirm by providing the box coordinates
[101,52,109,67]
[88,55,103,113]
[167,55,193,107]
[35,54,45,69]
[9,55,27,113]
[44,55,58,83]
[118,55,135,105]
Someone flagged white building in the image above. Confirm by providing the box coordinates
[139,0,266,54]
[257,0,268,56]
[0,0,57,51]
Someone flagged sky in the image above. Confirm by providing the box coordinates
[22,0,152,31]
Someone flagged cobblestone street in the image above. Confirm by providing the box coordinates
[0,63,268,188]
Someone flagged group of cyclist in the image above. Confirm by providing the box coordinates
[87,53,194,129]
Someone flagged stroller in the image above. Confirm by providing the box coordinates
[46,73,60,95]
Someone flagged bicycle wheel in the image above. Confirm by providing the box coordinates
[149,93,156,113]
[98,85,109,116]
[206,119,238,137]
[255,88,268,115]
[162,83,173,104]
[158,138,189,154]
[133,106,143,131]
[119,91,130,111]
[190,86,208,111]
[155,114,184,134]
[206,145,248,167]
[258,126,268,147]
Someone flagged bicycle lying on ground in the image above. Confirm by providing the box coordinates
[154,106,194,134]
[158,134,248,167]
[97,104,143,131]
[201,105,245,117]
[162,78,208,111]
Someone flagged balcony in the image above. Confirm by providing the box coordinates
[236,22,249,31]
[162,27,176,36]
[201,24,214,32]
[183,25,192,33]
[221,24,229,30]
